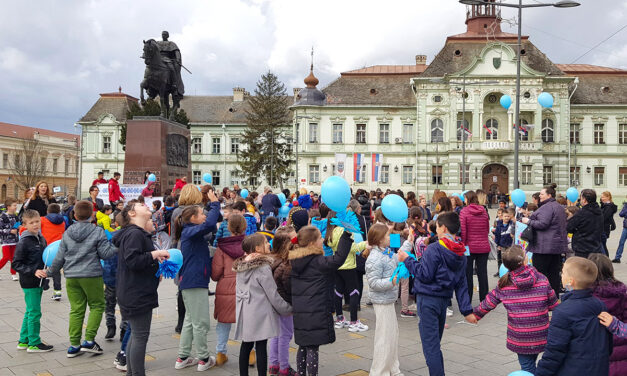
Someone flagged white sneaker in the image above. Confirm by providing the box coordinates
[348,320,369,332]
[12,275,19,281]
[446,308,453,317]
[175,357,198,370]
[197,356,216,371]
[334,317,349,329]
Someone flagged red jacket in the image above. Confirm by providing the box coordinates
[108,178,124,203]
[92,178,107,186]
[173,179,186,192]
[459,204,490,253]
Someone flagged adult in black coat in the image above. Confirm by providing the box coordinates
[567,189,604,257]
[112,203,169,376]
[356,193,372,229]
[289,229,352,348]
[23,182,57,217]
[600,192,618,256]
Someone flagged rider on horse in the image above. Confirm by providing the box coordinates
[156,31,184,97]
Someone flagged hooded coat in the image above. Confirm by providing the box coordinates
[233,254,292,342]
[112,224,159,318]
[403,237,473,316]
[289,231,352,347]
[365,246,398,305]
[12,230,48,289]
[601,202,618,236]
[211,234,245,323]
[473,265,559,354]
[50,221,117,278]
[40,213,66,245]
[297,194,313,210]
[271,257,292,304]
[567,202,604,255]
[459,203,490,253]
[593,281,627,376]
[527,197,568,255]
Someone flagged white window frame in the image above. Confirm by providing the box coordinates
[485,118,498,140]
[619,167,627,187]
[211,170,220,186]
[619,124,627,145]
[459,165,470,184]
[402,124,413,144]
[380,165,389,184]
[52,158,58,173]
[432,165,442,185]
[431,119,444,143]
[356,124,366,144]
[570,166,580,186]
[456,119,470,141]
[543,165,553,185]
[103,135,111,153]
[402,166,413,184]
[308,165,320,184]
[379,124,390,144]
[332,124,343,144]
[192,137,202,154]
[192,170,201,185]
[594,124,605,144]
[308,123,318,143]
[594,167,605,186]
[541,119,554,143]
[212,137,221,154]
[570,123,580,144]
[231,137,239,154]
[522,164,532,185]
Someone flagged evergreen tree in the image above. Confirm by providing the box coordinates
[120,99,190,149]
[239,71,293,189]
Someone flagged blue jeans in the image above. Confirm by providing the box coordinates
[121,324,131,352]
[518,353,538,373]
[215,321,231,354]
[417,294,448,376]
[615,228,627,260]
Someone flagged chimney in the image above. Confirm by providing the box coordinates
[233,87,246,102]
[415,55,427,65]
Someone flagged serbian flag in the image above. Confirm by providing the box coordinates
[483,123,493,135]
[514,124,528,136]
[372,153,383,182]
[460,124,472,137]
[353,153,365,182]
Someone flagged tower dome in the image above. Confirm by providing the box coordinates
[294,48,325,106]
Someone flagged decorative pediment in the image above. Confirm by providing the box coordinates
[591,116,609,122]
[96,113,118,125]
[429,108,448,116]
[353,116,369,123]
[570,116,584,123]
[376,116,393,122]
[453,42,544,78]
[329,116,346,123]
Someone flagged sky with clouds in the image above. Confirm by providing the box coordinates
[1,0,625,133]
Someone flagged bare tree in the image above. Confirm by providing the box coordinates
[8,138,47,192]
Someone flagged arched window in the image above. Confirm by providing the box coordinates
[456,119,470,141]
[485,118,498,140]
[431,119,444,143]
[542,119,554,143]
[519,119,529,141]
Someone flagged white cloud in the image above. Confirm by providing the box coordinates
[0,0,625,132]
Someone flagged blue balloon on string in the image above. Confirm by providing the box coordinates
[500,94,512,110]
[167,249,183,267]
[321,176,351,212]
[511,189,526,208]
[538,92,554,108]
[277,193,286,205]
[202,173,212,184]
[241,189,249,199]
[147,173,156,182]
[499,263,509,278]
[42,240,61,267]
[566,187,579,203]
[381,194,408,223]
[279,203,290,217]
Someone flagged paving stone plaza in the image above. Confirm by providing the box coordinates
[1,210,625,376]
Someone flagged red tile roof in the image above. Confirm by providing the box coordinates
[0,121,79,141]
[342,64,428,76]
[556,64,627,75]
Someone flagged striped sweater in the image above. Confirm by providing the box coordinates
[473,265,559,354]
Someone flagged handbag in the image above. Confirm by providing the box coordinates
[520,225,535,245]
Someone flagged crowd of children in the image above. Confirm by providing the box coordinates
[2,179,627,376]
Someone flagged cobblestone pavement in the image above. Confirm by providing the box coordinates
[1,211,625,375]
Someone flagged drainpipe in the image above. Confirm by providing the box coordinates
[567,77,579,186]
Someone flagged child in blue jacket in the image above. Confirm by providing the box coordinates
[494,208,515,272]
[398,211,477,376]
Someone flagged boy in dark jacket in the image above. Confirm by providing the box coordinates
[494,208,515,272]
[11,209,54,352]
[536,256,613,376]
[399,212,476,376]
[49,200,117,357]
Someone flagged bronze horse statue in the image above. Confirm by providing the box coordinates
[140,39,183,120]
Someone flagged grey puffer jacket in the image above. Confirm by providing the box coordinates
[50,221,117,278]
[365,245,398,305]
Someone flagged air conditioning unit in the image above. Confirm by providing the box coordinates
[395,138,403,144]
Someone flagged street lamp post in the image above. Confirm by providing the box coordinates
[460,0,580,189]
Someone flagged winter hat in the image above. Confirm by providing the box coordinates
[291,209,309,232]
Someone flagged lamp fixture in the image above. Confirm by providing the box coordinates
[394,166,399,173]
[323,165,327,173]
[586,166,591,173]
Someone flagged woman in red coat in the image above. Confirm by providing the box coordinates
[460,191,490,302]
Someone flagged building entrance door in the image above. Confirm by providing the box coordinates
[482,164,509,205]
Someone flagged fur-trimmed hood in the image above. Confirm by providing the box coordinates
[232,253,275,273]
[288,246,324,261]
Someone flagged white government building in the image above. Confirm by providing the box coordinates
[77,2,627,198]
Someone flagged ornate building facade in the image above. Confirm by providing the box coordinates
[78,3,627,197]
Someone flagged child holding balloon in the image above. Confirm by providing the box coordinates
[365,223,403,376]
[12,209,53,353]
[173,189,221,371]
[49,200,118,357]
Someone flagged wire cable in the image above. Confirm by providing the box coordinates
[570,24,627,64]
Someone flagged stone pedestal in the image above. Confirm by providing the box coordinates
[123,116,190,196]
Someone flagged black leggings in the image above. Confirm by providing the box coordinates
[465,253,489,303]
[239,340,267,376]
[177,289,185,328]
[297,345,319,376]
[533,253,562,296]
[334,269,359,322]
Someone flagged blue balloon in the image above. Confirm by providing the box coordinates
[566,187,579,203]
[538,92,554,108]
[353,233,364,243]
[511,188,526,208]
[500,94,512,110]
[509,371,533,376]
[277,193,286,205]
[147,173,156,182]
[455,193,465,202]
[241,189,249,199]
[42,240,62,267]
[381,194,408,223]
[202,173,212,184]
[104,229,112,241]
[167,249,183,266]
[499,263,509,278]
[321,176,351,212]
[279,203,290,217]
